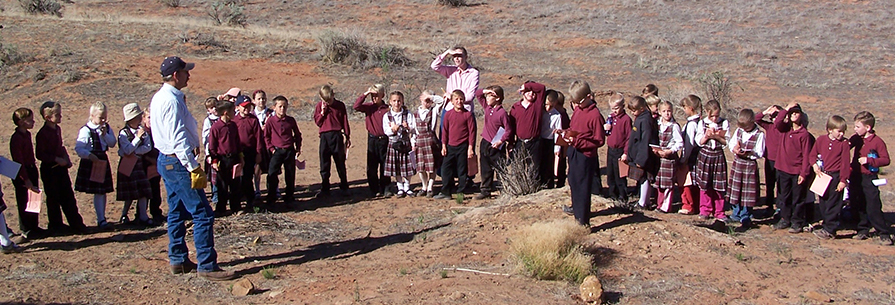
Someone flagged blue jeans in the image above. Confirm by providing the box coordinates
[731,204,753,222]
[158,154,219,272]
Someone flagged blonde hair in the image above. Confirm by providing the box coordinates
[645,95,661,108]
[90,101,107,115]
[568,81,591,104]
[369,84,386,96]
[680,95,702,113]
[608,92,625,108]
[319,85,334,101]
[704,99,721,114]
[12,108,32,126]
[450,89,465,102]
[737,109,755,129]
[826,115,847,132]
[40,101,61,118]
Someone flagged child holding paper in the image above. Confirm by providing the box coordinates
[694,100,730,222]
[74,102,116,229]
[848,111,892,244]
[475,85,512,200]
[208,101,243,216]
[651,101,683,213]
[625,96,659,210]
[116,103,154,227]
[605,93,631,203]
[772,102,815,233]
[10,108,44,240]
[539,90,564,189]
[808,115,850,239]
[727,109,765,230]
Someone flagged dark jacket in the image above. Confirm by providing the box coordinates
[627,110,660,176]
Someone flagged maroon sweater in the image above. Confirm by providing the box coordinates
[314,99,351,136]
[606,110,632,152]
[568,102,606,158]
[442,107,476,147]
[509,82,547,140]
[35,124,69,167]
[476,89,513,143]
[234,113,263,154]
[10,128,35,181]
[264,114,302,152]
[774,109,814,177]
[755,113,782,161]
[809,135,851,183]
[208,119,241,158]
[850,132,890,175]
[353,95,389,136]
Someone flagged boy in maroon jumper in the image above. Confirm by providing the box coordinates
[207,101,243,216]
[10,108,45,240]
[848,111,893,244]
[434,90,476,201]
[604,93,631,202]
[234,95,263,210]
[509,81,547,180]
[772,102,815,233]
[353,84,391,197]
[809,115,850,240]
[561,81,606,226]
[315,85,351,198]
[264,96,302,205]
[755,105,783,214]
[35,101,87,234]
[475,85,512,200]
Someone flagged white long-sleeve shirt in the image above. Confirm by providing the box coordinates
[729,126,766,160]
[202,113,219,155]
[657,119,684,153]
[383,109,417,144]
[695,117,730,150]
[74,121,117,158]
[680,114,701,162]
[118,126,153,156]
[150,83,201,171]
[540,109,562,153]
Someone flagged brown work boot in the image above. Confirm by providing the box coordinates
[170,261,198,274]
[199,268,237,281]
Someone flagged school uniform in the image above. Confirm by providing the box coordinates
[679,114,701,213]
[383,109,416,179]
[756,112,781,207]
[208,119,243,213]
[314,100,350,195]
[848,132,891,237]
[556,109,571,188]
[509,82,546,181]
[439,107,476,198]
[653,119,683,212]
[202,114,220,203]
[476,89,512,196]
[116,127,153,202]
[540,108,563,188]
[808,134,850,235]
[264,114,301,204]
[143,128,164,221]
[627,110,659,208]
[234,113,263,208]
[414,107,440,173]
[694,118,729,219]
[36,124,86,232]
[254,107,274,177]
[605,111,632,202]
[728,126,766,223]
[10,128,41,236]
[354,95,391,196]
[773,108,814,230]
[74,122,116,194]
[566,101,606,226]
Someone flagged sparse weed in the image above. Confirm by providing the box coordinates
[735,253,746,262]
[19,0,63,17]
[261,266,276,279]
[437,0,467,7]
[207,1,247,27]
[158,0,184,8]
[128,267,137,274]
[495,147,541,197]
[399,268,408,275]
[510,219,593,283]
[62,69,82,83]
[695,71,741,117]
[0,43,31,67]
[440,269,448,278]
[454,193,465,205]
[316,30,413,70]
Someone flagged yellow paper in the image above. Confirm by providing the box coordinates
[810,173,832,197]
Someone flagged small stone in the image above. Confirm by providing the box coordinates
[269,290,282,298]
[579,275,603,303]
[805,290,832,303]
[449,291,465,300]
[231,278,254,296]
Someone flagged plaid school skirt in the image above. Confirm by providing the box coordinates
[75,151,114,194]
[414,132,438,173]
[653,157,677,190]
[116,157,152,201]
[727,156,759,207]
[695,147,727,192]
[385,142,416,177]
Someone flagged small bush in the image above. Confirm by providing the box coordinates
[437,0,467,7]
[0,43,31,67]
[511,219,593,283]
[261,266,276,279]
[495,147,541,197]
[19,0,63,17]
[316,31,414,70]
[158,0,184,8]
[207,1,247,27]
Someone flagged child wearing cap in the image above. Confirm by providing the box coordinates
[234,95,263,211]
[207,101,243,216]
[74,101,117,229]
[36,101,87,234]
[116,103,154,226]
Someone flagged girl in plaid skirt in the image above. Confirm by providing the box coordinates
[694,100,730,222]
[74,102,117,229]
[728,109,765,229]
[116,103,154,227]
[651,101,682,213]
[414,92,440,197]
[383,92,417,197]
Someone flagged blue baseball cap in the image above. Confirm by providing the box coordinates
[160,56,194,77]
[236,95,252,107]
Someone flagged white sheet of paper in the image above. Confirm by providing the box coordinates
[0,156,22,180]
[491,127,505,146]
[810,172,832,197]
[873,179,887,186]
[25,189,41,214]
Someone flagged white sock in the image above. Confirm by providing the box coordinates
[137,198,149,221]
[94,194,107,224]
[427,178,434,191]
[639,182,651,207]
[419,173,429,191]
[402,177,412,193]
[0,213,11,247]
[121,200,133,219]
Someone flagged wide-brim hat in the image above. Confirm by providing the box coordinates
[123,103,144,122]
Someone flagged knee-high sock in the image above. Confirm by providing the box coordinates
[419,172,430,191]
[94,194,107,224]
[639,181,652,207]
[136,198,149,221]
[0,213,11,247]
[121,200,133,219]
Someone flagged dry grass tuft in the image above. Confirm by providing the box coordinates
[158,0,185,8]
[19,0,63,17]
[316,31,413,71]
[207,1,247,27]
[495,147,541,197]
[510,219,593,283]
[437,0,468,7]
